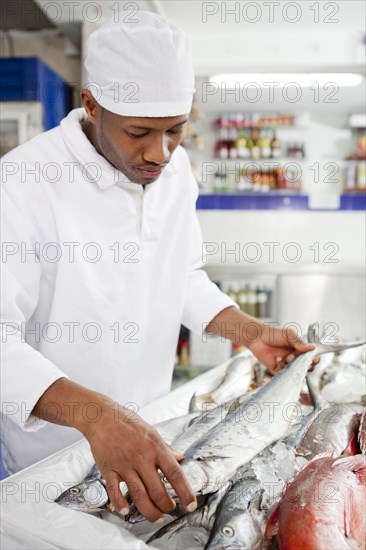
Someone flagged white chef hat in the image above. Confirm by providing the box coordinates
[84,11,196,117]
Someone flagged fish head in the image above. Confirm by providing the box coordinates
[206,511,263,550]
[55,479,109,513]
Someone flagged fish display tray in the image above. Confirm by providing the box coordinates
[0,359,231,549]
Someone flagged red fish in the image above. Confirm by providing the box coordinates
[267,454,366,550]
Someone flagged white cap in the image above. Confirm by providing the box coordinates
[84,11,196,117]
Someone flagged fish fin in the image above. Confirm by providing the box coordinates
[189,392,214,413]
[193,444,237,460]
[305,374,326,408]
[344,490,352,539]
[227,396,242,413]
[265,502,280,538]
[84,464,100,481]
[294,451,335,471]
[332,454,366,482]
[342,434,359,457]
[196,453,232,460]
[249,488,265,513]
[146,515,189,544]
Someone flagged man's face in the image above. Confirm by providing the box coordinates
[82,92,189,185]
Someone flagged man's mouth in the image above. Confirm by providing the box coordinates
[136,165,167,178]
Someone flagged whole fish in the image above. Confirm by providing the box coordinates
[204,409,317,550]
[54,465,108,514]
[169,340,365,496]
[154,412,200,445]
[321,362,366,404]
[205,477,264,550]
[268,454,366,550]
[296,403,364,458]
[146,482,231,547]
[54,414,198,515]
[172,390,258,455]
[189,352,256,413]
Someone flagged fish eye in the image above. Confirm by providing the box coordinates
[221,525,235,537]
[70,487,80,494]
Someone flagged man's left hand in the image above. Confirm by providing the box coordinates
[248,323,316,375]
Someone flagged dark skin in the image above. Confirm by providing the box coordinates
[32,90,316,523]
[80,88,189,185]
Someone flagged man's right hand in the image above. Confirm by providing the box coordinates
[83,401,197,522]
[32,378,197,523]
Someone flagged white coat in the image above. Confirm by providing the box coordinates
[0,109,235,473]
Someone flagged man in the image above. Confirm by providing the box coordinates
[0,12,314,522]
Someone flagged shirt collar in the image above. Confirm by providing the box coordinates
[60,108,177,191]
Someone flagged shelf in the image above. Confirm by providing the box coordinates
[196,192,366,211]
[210,158,305,164]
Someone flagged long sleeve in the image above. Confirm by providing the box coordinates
[181,190,238,336]
[0,180,68,431]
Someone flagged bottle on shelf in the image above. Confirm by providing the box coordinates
[227,282,239,304]
[251,129,261,160]
[228,128,238,160]
[237,284,248,312]
[260,131,272,159]
[357,162,366,189]
[245,284,258,316]
[271,131,281,159]
[246,132,254,159]
[264,286,273,318]
[215,127,230,160]
[256,286,268,318]
[236,131,250,159]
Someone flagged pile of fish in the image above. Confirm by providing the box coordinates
[55,342,366,549]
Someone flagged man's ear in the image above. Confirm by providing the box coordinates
[80,88,100,124]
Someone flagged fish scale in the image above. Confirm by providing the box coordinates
[175,341,365,495]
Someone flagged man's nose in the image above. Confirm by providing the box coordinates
[143,134,170,165]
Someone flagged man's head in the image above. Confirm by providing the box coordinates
[82,10,195,183]
[81,89,188,184]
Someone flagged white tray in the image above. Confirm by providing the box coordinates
[1,358,232,549]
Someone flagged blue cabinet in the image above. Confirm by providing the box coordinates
[0,57,73,130]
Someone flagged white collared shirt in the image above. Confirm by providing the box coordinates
[0,109,235,473]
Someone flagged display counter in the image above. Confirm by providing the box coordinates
[0,359,230,549]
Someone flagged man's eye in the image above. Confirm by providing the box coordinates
[127,132,148,139]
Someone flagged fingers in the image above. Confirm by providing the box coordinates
[103,471,130,515]
[158,453,197,513]
[125,470,167,523]
[169,446,184,463]
[292,340,316,352]
[138,465,176,516]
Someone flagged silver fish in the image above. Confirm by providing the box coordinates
[296,402,364,458]
[54,414,198,516]
[172,390,258,456]
[170,340,365,495]
[205,477,264,550]
[154,412,200,445]
[204,408,322,550]
[189,352,256,413]
[54,465,109,514]
[307,343,366,404]
[146,482,231,547]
